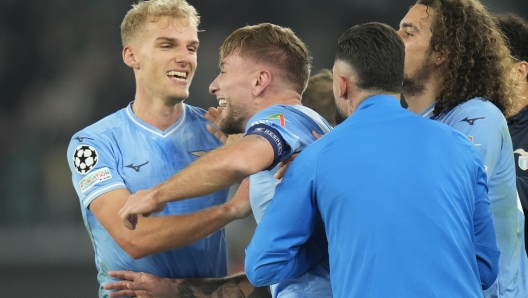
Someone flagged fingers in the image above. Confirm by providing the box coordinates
[206,124,228,144]
[108,270,138,280]
[312,131,322,139]
[119,209,137,230]
[108,289,138,297]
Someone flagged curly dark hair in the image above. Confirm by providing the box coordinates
[497,13,528,79]
[417,0,517,117]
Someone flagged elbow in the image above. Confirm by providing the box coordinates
[245,258,271,287]
[477,246,500,290]
[119,239,151,260]
[245,249,291,287]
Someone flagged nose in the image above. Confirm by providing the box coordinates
[175,46,191,64]
[209,74,220,95]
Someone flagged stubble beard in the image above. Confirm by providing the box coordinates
[402,58,434,98]
[217,106,247,135]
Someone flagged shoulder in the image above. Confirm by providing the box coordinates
[67,108,127,155]
[183,104,208,122]
[451,97,505,122]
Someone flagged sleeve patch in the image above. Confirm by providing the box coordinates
[79,167,112,193]
[73,145,99,174]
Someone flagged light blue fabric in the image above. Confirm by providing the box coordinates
[246,95,500,298]
[67,103,228,297]
[245,104,333,298]
[421,98,528,298]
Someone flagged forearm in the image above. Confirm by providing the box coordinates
[152,136,274,205]
[123,203,236,259]
[154,145,254,204]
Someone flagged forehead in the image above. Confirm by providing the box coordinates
[142,16,198,40]
[220,50,248,68]
[400,4,435,30]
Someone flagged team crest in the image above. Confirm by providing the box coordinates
[73,145,98,174]
[515,149,528,171]
[267,113,286,127]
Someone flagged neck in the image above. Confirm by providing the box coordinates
[404,76,442,114]
[256,88,302,111]
[512,85,528,116]
[132,95,184,131]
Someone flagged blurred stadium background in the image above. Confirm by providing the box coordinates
[0,0,525,296]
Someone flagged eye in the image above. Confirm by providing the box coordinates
[188,47,197,53]
[161,44,172,49]
[405,31,413,37]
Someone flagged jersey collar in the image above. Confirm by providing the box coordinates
[125,102,187,138]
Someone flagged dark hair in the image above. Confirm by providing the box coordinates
[497,13,528,65]
[335,22,404,93]
[220,23,312,93]
[416,0,516,117]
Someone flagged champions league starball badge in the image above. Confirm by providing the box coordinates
[73,145,99,174]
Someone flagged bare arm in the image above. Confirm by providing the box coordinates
[105,270,271,298]
[120,135,274,229]
[91,183,251,259]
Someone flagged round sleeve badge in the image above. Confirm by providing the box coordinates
[73,145,99,174]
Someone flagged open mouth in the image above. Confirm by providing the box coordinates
[218,99,227,107]
[166,70,188,82]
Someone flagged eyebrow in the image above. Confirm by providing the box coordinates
[155,37,200,46]
[401,23,421,32]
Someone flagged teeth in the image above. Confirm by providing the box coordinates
[166,71,187,79]
[219,99,227,107]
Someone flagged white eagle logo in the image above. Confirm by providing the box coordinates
[514,149,528,171]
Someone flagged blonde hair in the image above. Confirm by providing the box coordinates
[120,0,200,46]
[220,23,312,94]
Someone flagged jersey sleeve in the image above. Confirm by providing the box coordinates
[245,107,315,170]
[445,103,506,182]
[67,133,126,208]
[245,151,324,286]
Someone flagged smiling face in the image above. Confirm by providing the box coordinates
[132,16,199,104]
[397,5,437,96]
[209,50,257,134]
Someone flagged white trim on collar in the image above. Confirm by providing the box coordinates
[125,103,187,138]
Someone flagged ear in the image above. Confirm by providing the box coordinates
[123,45,139,69]
[253,70,272,96]
[433,51,446,66]
[337,75,348,100]
[517,61,528,83]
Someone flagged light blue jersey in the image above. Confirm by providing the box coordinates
[421,98,528,298]
[67,103,228,297]
[244,104,332,298]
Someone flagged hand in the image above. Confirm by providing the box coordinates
[105,270,178,298]
[119,189,167,230]
[226,178,252,220]
[274,131,323,181]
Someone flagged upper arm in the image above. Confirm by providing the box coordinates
[447,106,505,179]
[89,188,134,250]
[226,134,276,174]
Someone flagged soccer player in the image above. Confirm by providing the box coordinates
[66,1,251,296]
[105,23,333,298]
[245,22,500,298]
[397,0,528,296]
[497,13,528,255]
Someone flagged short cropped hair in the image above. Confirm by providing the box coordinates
[219,23,312,94]
[121,0,200,46]
[336,22,404,94]
[302,69,336,126]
